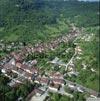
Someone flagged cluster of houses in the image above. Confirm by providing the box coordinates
[0,56,38,85]
[1,28,98,100]
[49,46,80,78]
[0,48,66,89]
[0,54,67,89]
[0,47,83,100]
[0,54,71,101]
[81,33,94,42]
[0,40,24,51]
[0,28,79,54]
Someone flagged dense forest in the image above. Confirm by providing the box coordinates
[0,0,99,43]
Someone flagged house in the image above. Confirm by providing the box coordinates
[3,63,14,69]
[17,97,23,101]
[49,83,61,92]
[52,78,66,86]
[16,62,22,68]
[91,68,96,72]
[90,95,97,98]
[40,77,50,86]
[21,48,29,56]
[12,67,19,74]
[75,46,82,55]
[35,47,43,53]
[12,66,33,81]
[49,72,63,79]
[34,88,45,96]
[50,57,66,67]
[30,68,38,74]
[9,58,16,66]
[77,87,84,93]
[1,68,11,74]
[1,68,6,74]
[10,52,24,62]
[2,63,14,74]
[25,46,32,53]
[39,86,47,92]
[18,63,39,74]
[15,76,26,83]
[34,77,49,86]
[90,92,98,98]
[31,59,37,66]
[76,56,81,60]
[7,80,20,87]
[31,73,38,81]
[67,66,73,71]
[34,77,41,84]
[68,84,76,91]
[24,72,32,80]
[67,71,79,77]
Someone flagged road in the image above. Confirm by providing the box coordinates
[64,79,98,96]
[48,85,73,98]
[65,52,76,70]
[30,91,49,101]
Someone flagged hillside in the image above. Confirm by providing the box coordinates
[0,1,99,101]
[0,0,99,43]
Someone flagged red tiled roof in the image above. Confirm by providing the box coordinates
[52,79,64,84]
[35,77,49,84]
[49,83,60,89]
[30,68,38,73]
[4,63,13,69]
[11,52,24,61]
[24,72,32,78]
[49,72,63,78]
[21,64,28,70]
[16,62,22,68]
[40,77,49,84]
[31,60,37,65]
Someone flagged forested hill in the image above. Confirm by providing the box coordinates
[0,0,99,43]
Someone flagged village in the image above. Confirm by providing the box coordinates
[0,27,98,101]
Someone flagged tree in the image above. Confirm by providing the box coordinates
[16,84,29,98]
[5,90,16,101]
